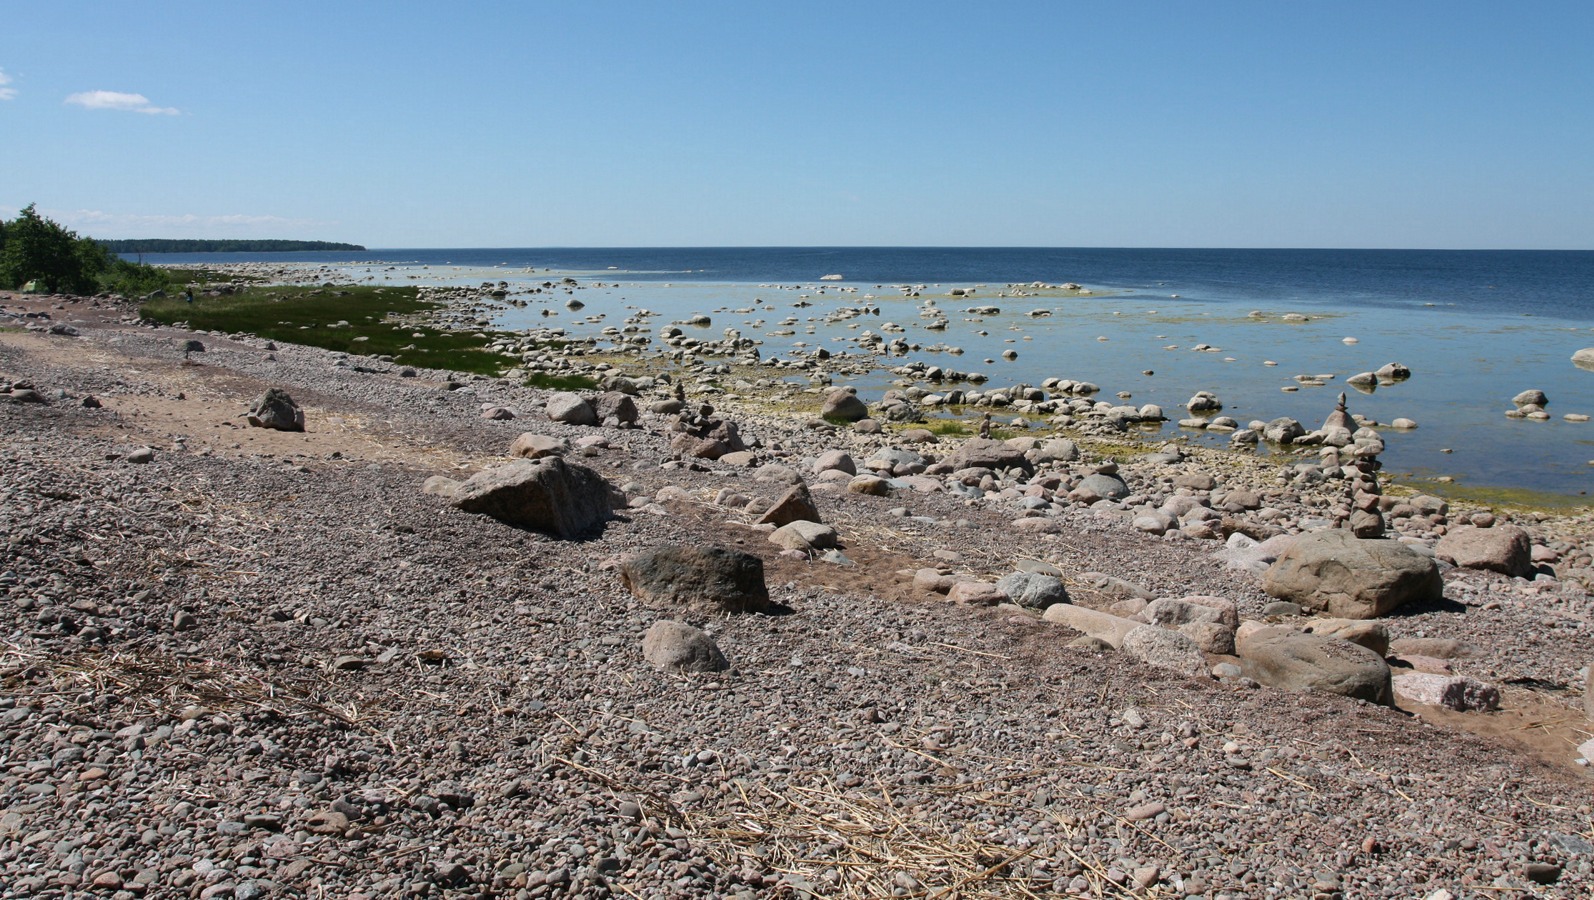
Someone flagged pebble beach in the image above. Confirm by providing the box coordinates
[4,276,1594,898]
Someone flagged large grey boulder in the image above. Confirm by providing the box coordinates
[1237,626,1393,705]
[1261,529,1442,619]
[847,474,893,496]
[618,545,770,614]
[449,457,613,538]
[1077,572,1156,602]
[812,450,857,476]
[1035,438,1080,463]
[996,572,1069,610]
[946,438,1032,472]
[865,447,927,476]
[1434,525,1533,578]
[670,433,729,460]
[947,581,1007,606]
[876,397,923,423]
[1574,348,1594,372]
[545,392,598,426]
[641,620,729,673]
[820,389,869,422]
[421,475,460,498]
[1076,472,1130,501]
[591,391,639,425]
[247,388,305,432]
[755,464,806,486]
[1179,621,1236,655]
[1262,417,1306,444]
[1142,596,1238,654]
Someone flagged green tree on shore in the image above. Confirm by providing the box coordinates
[0,204,108,294]
[0,204,166,296]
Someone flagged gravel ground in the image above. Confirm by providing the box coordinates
[2,292,1593,899]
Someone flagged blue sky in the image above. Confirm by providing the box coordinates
[3,2,1591,249]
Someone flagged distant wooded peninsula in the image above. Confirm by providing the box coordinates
[99,239,366,253]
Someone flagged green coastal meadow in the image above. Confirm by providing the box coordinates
[140,283,521,376]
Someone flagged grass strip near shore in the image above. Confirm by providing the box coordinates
[140,284,520,375]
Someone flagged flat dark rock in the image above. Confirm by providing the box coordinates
[619,544,770,614]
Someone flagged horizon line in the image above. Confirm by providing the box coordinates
[357,244,1594,253]
[99,241,1594,253]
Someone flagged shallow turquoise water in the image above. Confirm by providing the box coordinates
[473,276,1594,498]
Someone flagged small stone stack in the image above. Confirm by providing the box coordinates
[668,401,748,460]
[1324,394,1386,537]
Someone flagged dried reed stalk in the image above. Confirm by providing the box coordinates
[0,643,370,728]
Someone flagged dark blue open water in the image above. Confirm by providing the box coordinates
[138,247,1594,322]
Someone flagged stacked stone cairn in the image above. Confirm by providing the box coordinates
[1321,393,1387,538]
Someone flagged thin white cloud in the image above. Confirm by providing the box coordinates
[0,69,16,101]
[65,90,179,115]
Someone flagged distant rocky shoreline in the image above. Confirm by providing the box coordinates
[160,260,1594,503]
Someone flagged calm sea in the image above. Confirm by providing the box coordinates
[139,247,1594,321]
[136,248,1594,498]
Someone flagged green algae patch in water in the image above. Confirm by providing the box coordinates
[1389,478,1592,515]
[140,284,520,376]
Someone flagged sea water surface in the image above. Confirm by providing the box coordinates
[138,248,1594,499]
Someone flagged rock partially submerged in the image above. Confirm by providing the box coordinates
[820,388,869,422]
[448,457,613,538]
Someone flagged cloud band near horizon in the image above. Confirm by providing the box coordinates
[65,90,178,115]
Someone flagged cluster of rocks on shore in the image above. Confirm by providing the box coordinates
[367,334,1591,726]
